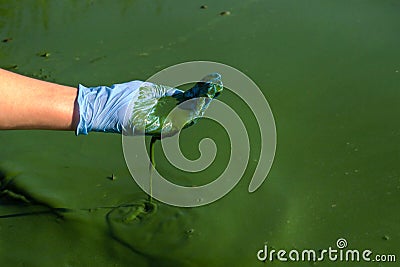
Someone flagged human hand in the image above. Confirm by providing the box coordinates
[76,73,223,138]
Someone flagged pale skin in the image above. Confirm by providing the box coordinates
[0,68,79,131]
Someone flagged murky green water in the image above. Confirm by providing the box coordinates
[1,1,400,266]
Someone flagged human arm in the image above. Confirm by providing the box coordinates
[0,68,173,135]
[0,69,173,135]
[0,68,222,136]
[0,68,79,130]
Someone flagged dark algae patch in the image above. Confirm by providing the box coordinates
[38,51,51,58]
[2,37,12,43]
[219,10,231,16]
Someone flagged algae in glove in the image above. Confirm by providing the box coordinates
[128,73,223,138]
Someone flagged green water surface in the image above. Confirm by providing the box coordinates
[1,1,400,266]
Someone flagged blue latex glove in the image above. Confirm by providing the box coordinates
[76,81,181,135]
[76,73,223,137]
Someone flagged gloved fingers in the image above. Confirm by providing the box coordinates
[164,87,184,97]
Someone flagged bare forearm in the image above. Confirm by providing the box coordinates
[0,68,79,131]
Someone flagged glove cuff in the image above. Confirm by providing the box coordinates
[76,82,138,135]
[76,84,91,135]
